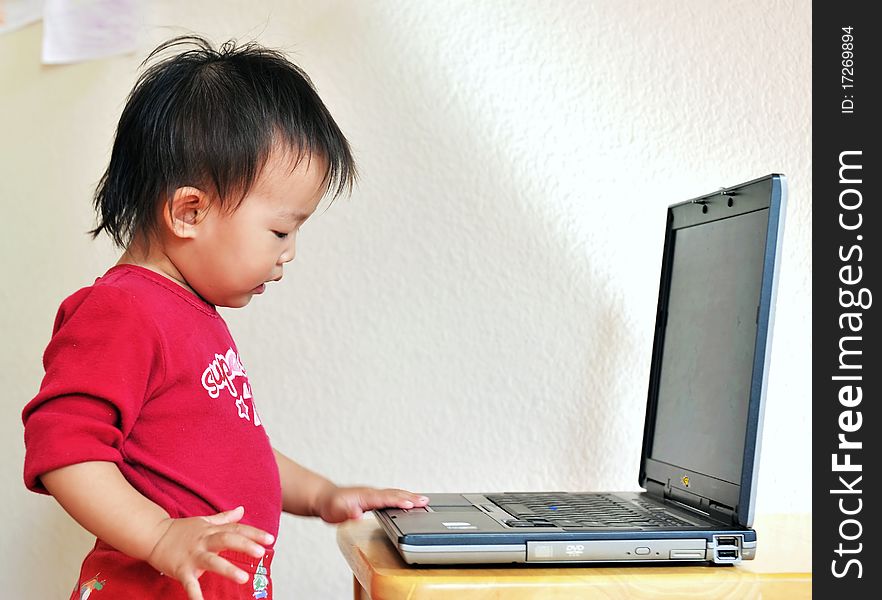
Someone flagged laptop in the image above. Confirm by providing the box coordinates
[375,173,787,565]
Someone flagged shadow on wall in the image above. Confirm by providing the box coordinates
[294,4,637,489]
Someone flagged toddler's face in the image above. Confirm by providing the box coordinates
[182,149,328,307]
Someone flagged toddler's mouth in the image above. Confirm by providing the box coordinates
[254,276,281,294]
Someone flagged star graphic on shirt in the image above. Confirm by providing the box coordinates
[236,398,251,421]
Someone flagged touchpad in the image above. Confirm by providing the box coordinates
[430,505,480,513]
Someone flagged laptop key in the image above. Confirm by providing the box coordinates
[499,504,534,517]
[505,520,537,527]
[550,519,581,527]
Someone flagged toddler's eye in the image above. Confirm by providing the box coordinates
[273,231,288,239]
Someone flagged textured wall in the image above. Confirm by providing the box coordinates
[0,1,811,597]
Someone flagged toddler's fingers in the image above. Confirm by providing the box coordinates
[364,488,427,510]
[203,505,245,525]
[213,523,275,546]
[390,490,430,507]
[199,552,250,586]
[206,530,269,559]
[181,575,205,600]
[223,522,275,546]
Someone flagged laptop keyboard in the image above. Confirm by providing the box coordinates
[486,493,693,529]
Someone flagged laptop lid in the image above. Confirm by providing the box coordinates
[638,174,786,529]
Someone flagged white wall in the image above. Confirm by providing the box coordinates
[0,1,811,597]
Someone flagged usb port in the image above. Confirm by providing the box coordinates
[712,535,742,562]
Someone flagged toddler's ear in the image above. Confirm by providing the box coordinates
[164,186,211,239]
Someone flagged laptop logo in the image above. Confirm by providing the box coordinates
[681,475,690,487]
[442,521,477,530]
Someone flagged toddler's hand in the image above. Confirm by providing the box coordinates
[146,505,274,600]
[315,486,429,523]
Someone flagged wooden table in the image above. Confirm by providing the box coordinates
[336,513,811,599]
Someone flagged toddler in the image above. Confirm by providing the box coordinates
[22,35,427,600]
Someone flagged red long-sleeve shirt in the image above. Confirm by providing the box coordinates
[23,264,282,539]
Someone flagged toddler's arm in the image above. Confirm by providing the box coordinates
[42,461,274,600]
[273,448,429,522]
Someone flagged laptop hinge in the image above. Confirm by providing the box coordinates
[707,501,736,524]
[666,485,737,524]
[645,480,666,498]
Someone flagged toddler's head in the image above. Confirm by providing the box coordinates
[91,36,357,306]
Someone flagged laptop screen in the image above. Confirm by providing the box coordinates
[641,174,784,527]
[649,209,768,485]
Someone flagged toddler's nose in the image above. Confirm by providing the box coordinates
[279,245,296,264]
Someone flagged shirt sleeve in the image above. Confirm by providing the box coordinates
[22,284,165,494]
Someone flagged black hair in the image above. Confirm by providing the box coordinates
[91,35,357,248]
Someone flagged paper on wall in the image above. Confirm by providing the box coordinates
[41,0,139,64]
[0,0,44,35]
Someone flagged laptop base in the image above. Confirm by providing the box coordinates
[377,492,756,565]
